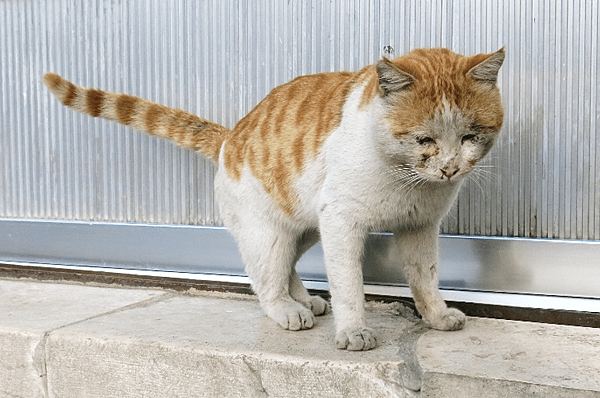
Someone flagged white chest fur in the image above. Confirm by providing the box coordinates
[294,83,462,232]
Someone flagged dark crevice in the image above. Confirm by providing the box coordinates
[396,322,429,392]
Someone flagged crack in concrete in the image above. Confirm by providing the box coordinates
[65,292,176,325]
[32,331,50,397]
[32,332,50,397]
[396,322,430,393]
[30,292,174,397]
[240,355,270,398]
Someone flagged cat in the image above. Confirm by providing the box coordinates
[43,47,505,351]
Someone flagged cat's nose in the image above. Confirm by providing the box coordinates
[440,167,459,180]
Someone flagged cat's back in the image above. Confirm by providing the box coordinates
[224,70,355,175]
[221,68,375,215]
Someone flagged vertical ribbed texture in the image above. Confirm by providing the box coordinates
[0,0,598,239]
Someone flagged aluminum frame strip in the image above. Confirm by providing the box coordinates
[1,219,598,306]
[5,261,600,314]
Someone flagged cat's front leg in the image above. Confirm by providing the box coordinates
[394,226,466,331]
[319,215,377,351]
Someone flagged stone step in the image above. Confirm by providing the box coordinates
[1,278,599,397]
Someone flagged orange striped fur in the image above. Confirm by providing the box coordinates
[379,48,504,138]
[224,72,356,214]
[43,73,229,162]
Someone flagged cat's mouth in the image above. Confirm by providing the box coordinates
[417,166,470,184]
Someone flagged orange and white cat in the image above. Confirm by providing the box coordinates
[44,47,504,350]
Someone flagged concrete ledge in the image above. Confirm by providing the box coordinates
[1,278,599,397]
[419,318,600,397]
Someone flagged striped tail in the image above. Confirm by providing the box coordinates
[43,73,229,163]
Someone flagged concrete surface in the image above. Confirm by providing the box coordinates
[419,318,600,397]
[1,278,599,397]
[0,280,163,398]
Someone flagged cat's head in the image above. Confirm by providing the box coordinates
[374,48,505,183]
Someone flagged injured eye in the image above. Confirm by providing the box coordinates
[461,134,476,144]
[416,136,435,145]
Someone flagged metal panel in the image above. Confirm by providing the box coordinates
[1,0,599,240]
[1,220,599,310]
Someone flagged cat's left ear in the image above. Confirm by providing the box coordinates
[466,48,505,86]
[376,58,415,95]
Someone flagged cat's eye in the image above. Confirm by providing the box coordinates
[461,134,476,144]
[470,123,488,133]
[417,136,435,145]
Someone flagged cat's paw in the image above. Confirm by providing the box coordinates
[267,302,315,331]
[335,328,378,351]
[427,307,466,331]
[308,296,330,316]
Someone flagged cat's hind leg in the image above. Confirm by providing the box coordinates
[234,223,316,331]
[289,268,330,316]
[288,230,330,316]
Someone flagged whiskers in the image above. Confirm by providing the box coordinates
[385,164,427,196]
[385,162,497,198]
[468,164,498,195]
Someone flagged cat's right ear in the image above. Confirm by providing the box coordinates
[376,58,415,96]
[466,48,505,86]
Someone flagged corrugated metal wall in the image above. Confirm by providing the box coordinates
[1,0,599,240]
